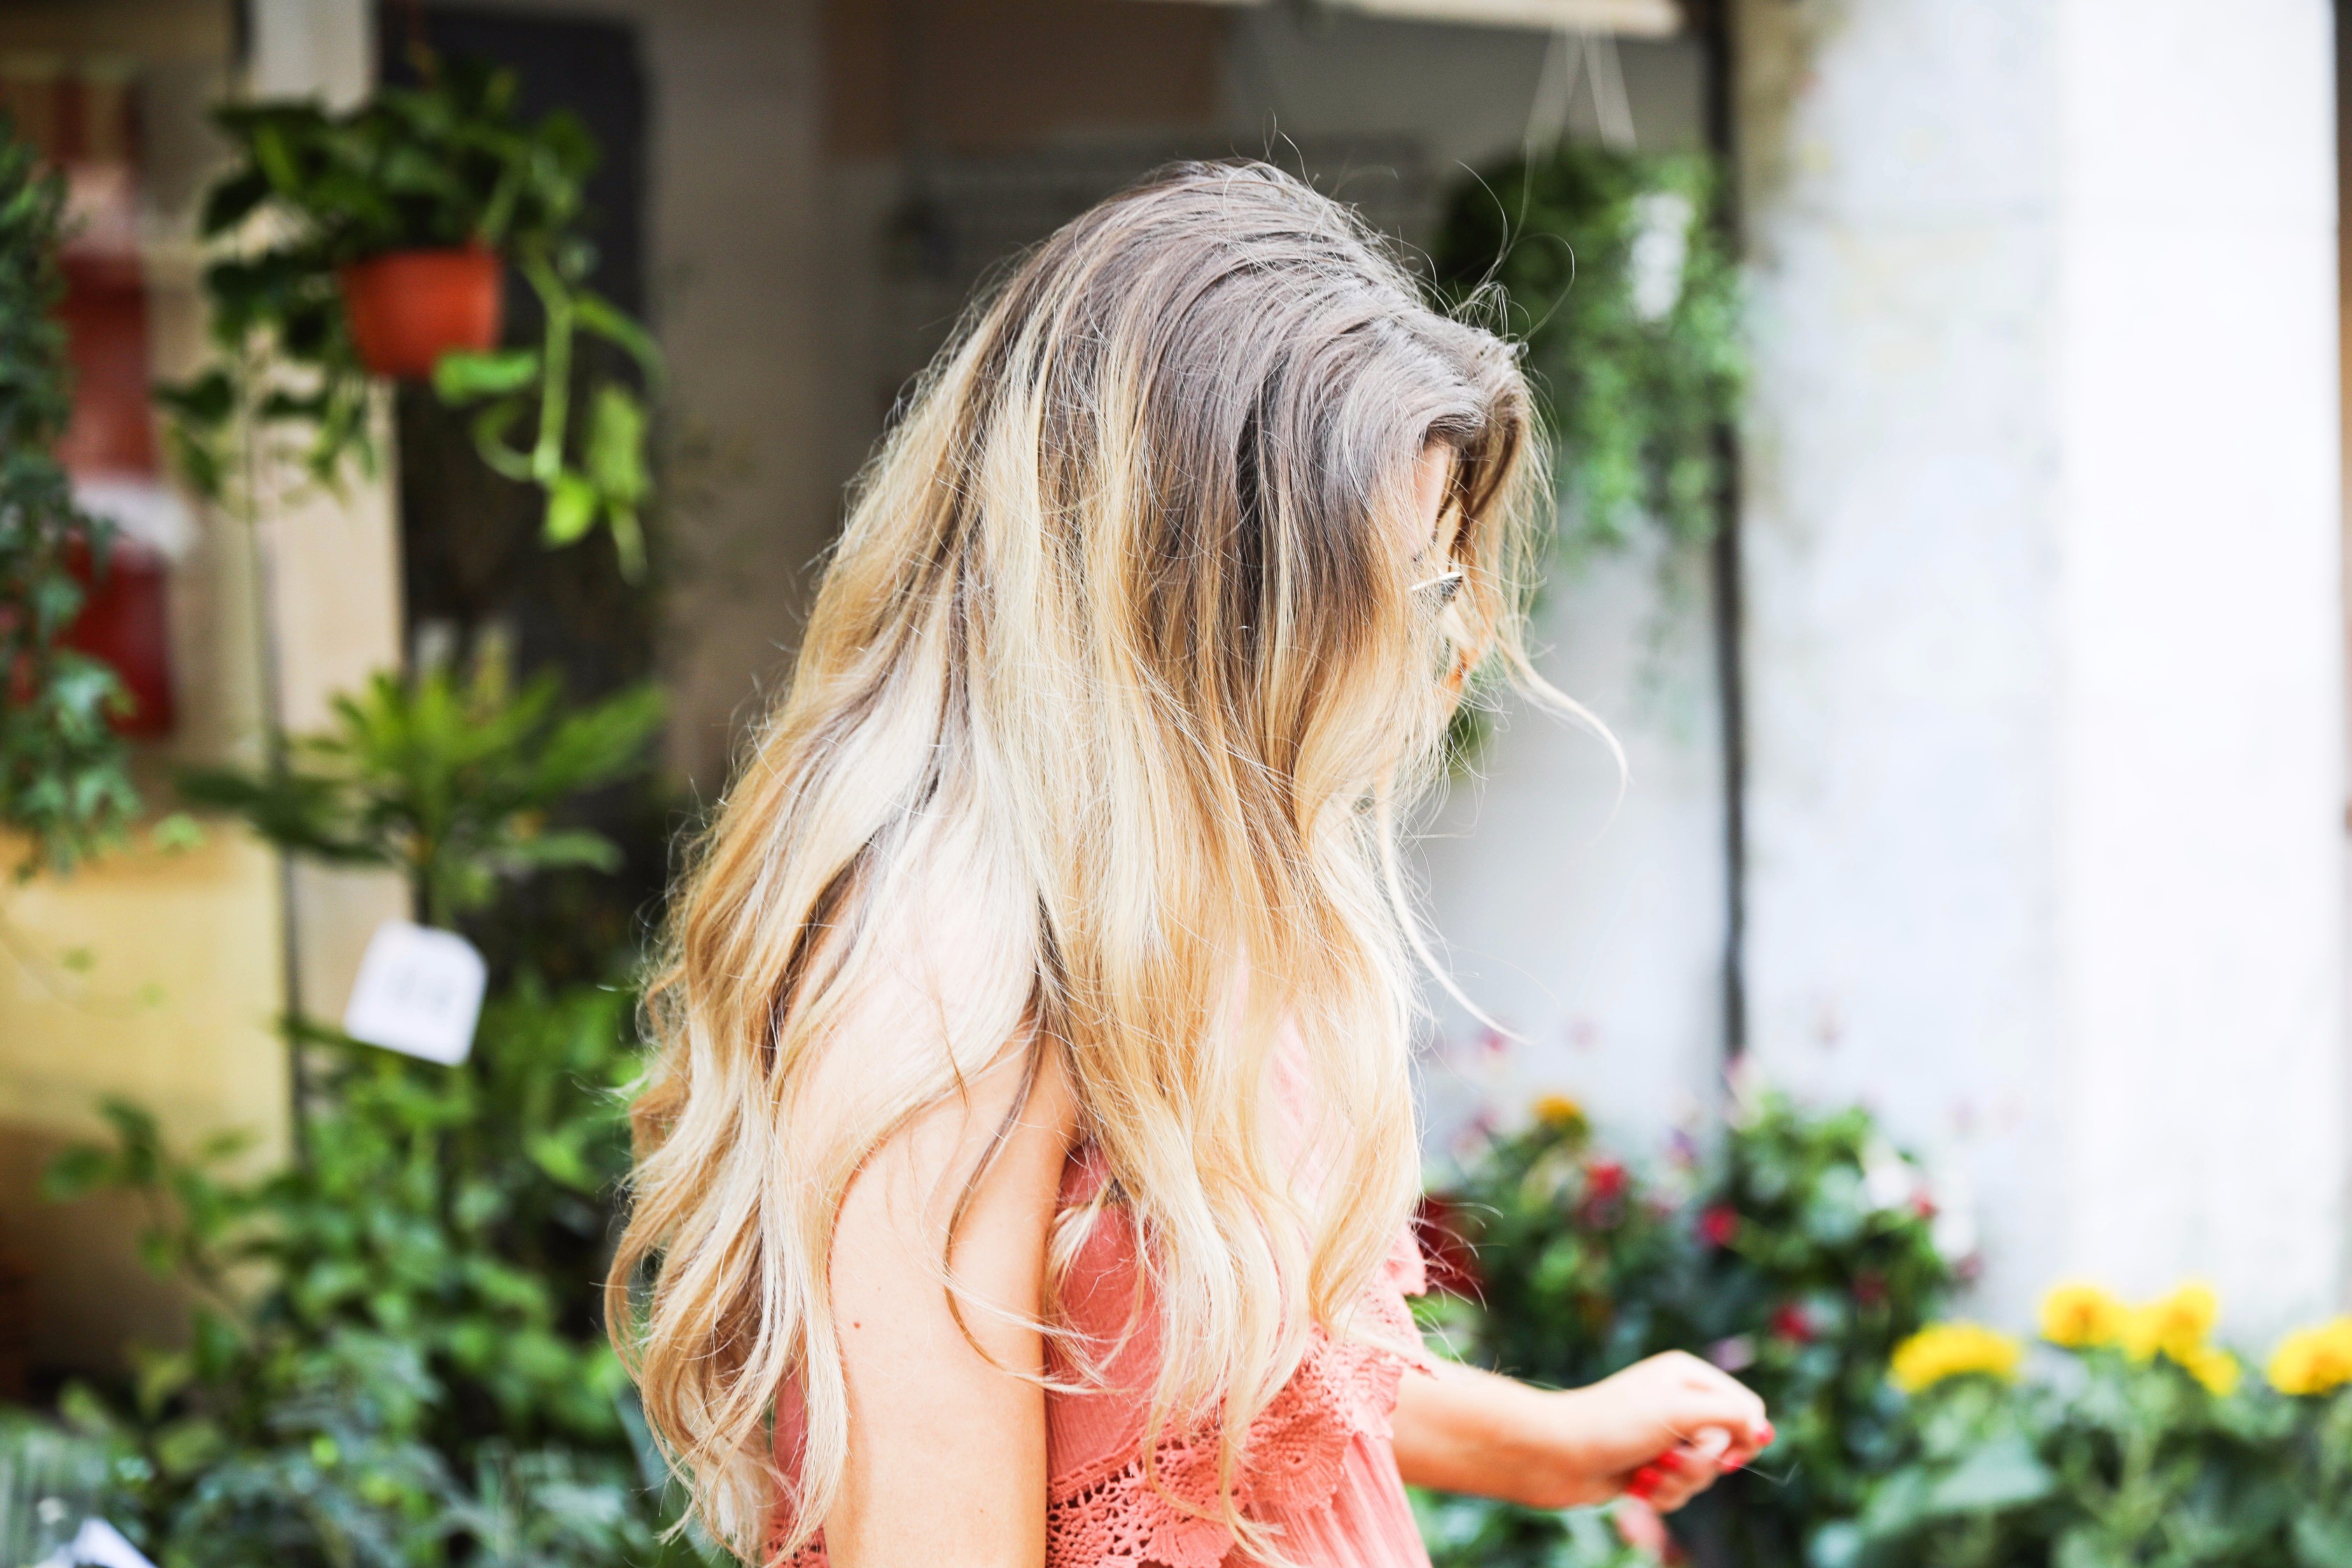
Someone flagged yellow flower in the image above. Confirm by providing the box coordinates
[1889,1322,2025,1393]
[2039,1282,2130,1350]
[2179,1344,2241,1397]
[2268,1317,2352,1397]
[2122,1282,2220,1363]
[1531,1093,1587,1133]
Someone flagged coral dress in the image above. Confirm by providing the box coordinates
[770,1143,1436,1568]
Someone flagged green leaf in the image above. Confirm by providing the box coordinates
[433,347,541,402]
[1921,1432,2054,1515]
[149,811,206,852]
[574,289,662,379]
[584,384,648,506]
[41,1142,117,1200]
[542,470,599,545]
[2296,1514,2352,1568]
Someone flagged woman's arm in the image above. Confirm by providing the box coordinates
[1391,1352,1771,1513]
[821,1044,1078,1568]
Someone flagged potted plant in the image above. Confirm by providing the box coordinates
[1433,144,1742,564]
[158,56,660,575]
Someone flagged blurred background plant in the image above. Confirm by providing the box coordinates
[0,118,139,878]
[12,647,694,1567]
[155,54,659,575]
[1827,1292,2352,1568]
[175,649,662,932]
[1429,141,1742,766]
[1415,1088,1957,1568]
[1432,144,1742,566]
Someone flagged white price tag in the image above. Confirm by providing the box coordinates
[36,1519,157,1568]
[342,920,486,1065]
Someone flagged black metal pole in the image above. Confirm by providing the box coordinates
[1698,0,1749,1063]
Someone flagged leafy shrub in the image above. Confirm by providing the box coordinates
[1835,1290,2352,1568]
[0,115,138,875]
[1418,1087,1959,1568]
[176,652,662,931]
[27,658,698,1567]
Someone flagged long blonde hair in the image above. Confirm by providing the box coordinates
[611,161,1551,1562]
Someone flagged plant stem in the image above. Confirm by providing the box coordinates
[524,253,573,487]
[241,358,312,1168]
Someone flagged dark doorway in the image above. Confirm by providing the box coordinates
[376,3,668,976]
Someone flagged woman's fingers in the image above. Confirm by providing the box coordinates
[1662,1362,1770,1449]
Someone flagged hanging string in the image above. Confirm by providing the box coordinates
[1584,30,1637,151]
[1522,27,1639,158]
[1523,28,1577,158]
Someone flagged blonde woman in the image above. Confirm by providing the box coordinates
[612,162,1770,1568]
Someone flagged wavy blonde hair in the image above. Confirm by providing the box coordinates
[610,161,1556,1563]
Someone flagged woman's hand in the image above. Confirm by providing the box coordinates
[1391,1352,1771,1513]
[1562,1352,1772,1511]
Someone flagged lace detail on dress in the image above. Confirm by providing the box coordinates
[765,1236,1427,1568]
[1036,1231,1432,1568]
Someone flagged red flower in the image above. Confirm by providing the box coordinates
[1699,1204,1740,1248]
[1586,1159,1629,1201]
[1772,1303,1816,1345]
[1912,1194,1939,1222]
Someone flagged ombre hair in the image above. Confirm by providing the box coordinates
[610,160,1564,1563]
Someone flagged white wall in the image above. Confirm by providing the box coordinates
[1416,539,1730,1161]
[1736,0,2346,1334]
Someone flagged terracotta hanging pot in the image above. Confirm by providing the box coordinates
[338,245,504,379]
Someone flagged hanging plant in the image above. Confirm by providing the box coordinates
[0,119,139,876]
[1432,144,1742,562]
[156,56,660,577]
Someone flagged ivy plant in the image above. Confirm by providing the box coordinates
[0,116,139,876]
[1432,144,1742,563]
[157,56,660,576]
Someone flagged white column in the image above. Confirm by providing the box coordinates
[1737,0,2345,1336]
[246,0,411,1011]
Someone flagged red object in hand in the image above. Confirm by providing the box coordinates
[339,246,504,379]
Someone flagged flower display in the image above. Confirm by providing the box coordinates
[2121,1280,2220,1364]
[1863,1280,2352,1565]
[1771,1303,1816,1346]
[2267,1316,2352,1397]
[2038,1280,2129,1349]
[1531,1093,1588,1134]
[1888,1322,2023,1392]
[2178,1343,2241,1396]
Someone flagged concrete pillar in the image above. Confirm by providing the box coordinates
[248,0,411,1014]
[1736,0,2345,1336]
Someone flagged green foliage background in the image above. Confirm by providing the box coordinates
[1432,144,1742,564]
[1418,1092,1956,1568]
[0,117,139,876]
[158,57,660,576]
[20,664,690,1568]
